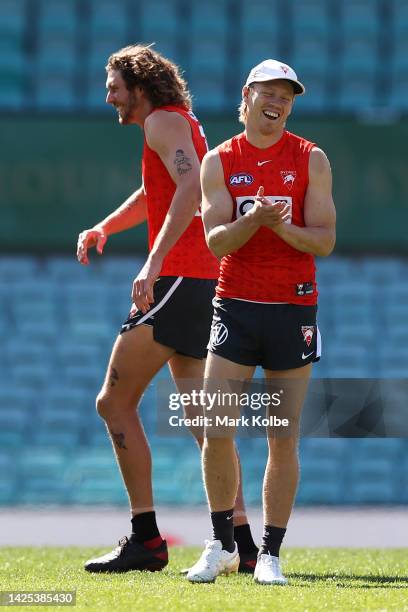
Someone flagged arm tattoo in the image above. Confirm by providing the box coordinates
[109,366,119,387]
[109,430,128,450]
[174,149,193,176]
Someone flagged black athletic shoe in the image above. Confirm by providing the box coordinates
[84,536,168,573]
[238,549,258,574]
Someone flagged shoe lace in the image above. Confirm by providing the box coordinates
[262,554,281,573]
[116,536,130,552]
[201,540,223,569]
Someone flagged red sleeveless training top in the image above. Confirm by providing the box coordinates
[142,105,219,279]
[216,130,317,304]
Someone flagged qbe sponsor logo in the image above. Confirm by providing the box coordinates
[235,195,292,223]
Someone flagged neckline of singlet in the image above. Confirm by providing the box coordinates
[241,129,288,154]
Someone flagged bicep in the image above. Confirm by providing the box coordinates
[145,113,201,188]
[201,152,234,235]
[304,148,336,229]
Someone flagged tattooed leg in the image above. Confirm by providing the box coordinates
[96,325,175,512]
[109,366,119,387]
[109,430,128,450]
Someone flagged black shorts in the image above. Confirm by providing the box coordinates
[208,297,321,370]
[120,276,217,359]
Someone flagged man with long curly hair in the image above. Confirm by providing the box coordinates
[77,45,257,574]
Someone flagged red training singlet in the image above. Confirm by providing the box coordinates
[216,130,317,304]
[142,105,219,279]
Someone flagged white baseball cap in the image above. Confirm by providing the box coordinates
[245,59,305,95]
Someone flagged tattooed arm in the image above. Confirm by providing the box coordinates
[131,110,202,313]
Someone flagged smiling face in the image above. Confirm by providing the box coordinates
[105,69,141,125]
[243,79,295,137]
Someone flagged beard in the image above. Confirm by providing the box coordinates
[117,91,138,124]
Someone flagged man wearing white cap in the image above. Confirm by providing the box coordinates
[187,60,336,584]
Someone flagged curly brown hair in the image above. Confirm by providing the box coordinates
[106,44,192,110]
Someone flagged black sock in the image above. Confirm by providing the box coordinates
[130,512,161,545]
[210,509,235,553]
[260,525,286,557]
[234,523,258,554]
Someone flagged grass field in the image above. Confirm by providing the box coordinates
[1,547,408,611]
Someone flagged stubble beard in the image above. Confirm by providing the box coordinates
[118,91,138,124]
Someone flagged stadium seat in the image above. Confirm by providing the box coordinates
[341,0,381,37]
[70,480,127,505]
[36,36,77,75]
[12,363,52,391]
[86,427,111,448]
[296,480,344,504]
[4,340,52,368]
[0,388,34,413]
[294,71,328,113]
[141,0,179,39]
[351,438,404,461]
[239,36,281,86]
[0,408,27,447]
[45,256,100,282]
[89,0,128,36]
[189,73,227,112]
[0,255,38,280]
[38,0,77,24]
[337,71,377,113]
[190,38,228,74]
[35,73,77,110]
[18,480,72,505]
[54,341,102,369]
[0,477,17,505]
[378,346,408,378]
[324,344,373,378]
[67,450,124,503]
[190,0,229,37]
[347,478,398,504]
[0,0,26,23]
[300,438,350,461]
[241,0,280,32]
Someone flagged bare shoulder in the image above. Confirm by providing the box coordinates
[144,110,190,147]
[202,148,222,172]
[309,146,332,174]
[144,110,188,132]
[201,148,223,183]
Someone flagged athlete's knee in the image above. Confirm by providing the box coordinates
[95,392,112,421]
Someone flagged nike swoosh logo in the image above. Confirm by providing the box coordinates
[302,351,314,360]
[257,160,274,166]
[226,515,233,520]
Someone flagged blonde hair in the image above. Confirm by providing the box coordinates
[238,97,248,124]
[106,44,192,110]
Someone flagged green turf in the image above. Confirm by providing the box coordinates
[1,547,408,611]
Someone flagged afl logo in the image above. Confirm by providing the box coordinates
[209,322,229,349]
[230,173,254,186]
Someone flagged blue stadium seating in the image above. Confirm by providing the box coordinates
[0,0,406,113]
[1,254,408,506]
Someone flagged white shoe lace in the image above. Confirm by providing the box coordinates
[259,554,284,579]
[199,540,223,569]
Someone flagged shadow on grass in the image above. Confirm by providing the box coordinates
[289,573,408,588]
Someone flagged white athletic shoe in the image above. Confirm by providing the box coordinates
[254,554,288,585]
[186,540,240,583]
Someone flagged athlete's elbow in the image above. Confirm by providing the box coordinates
[207,237,227,259]
[207,229,228,258]
[316,232,336,257]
